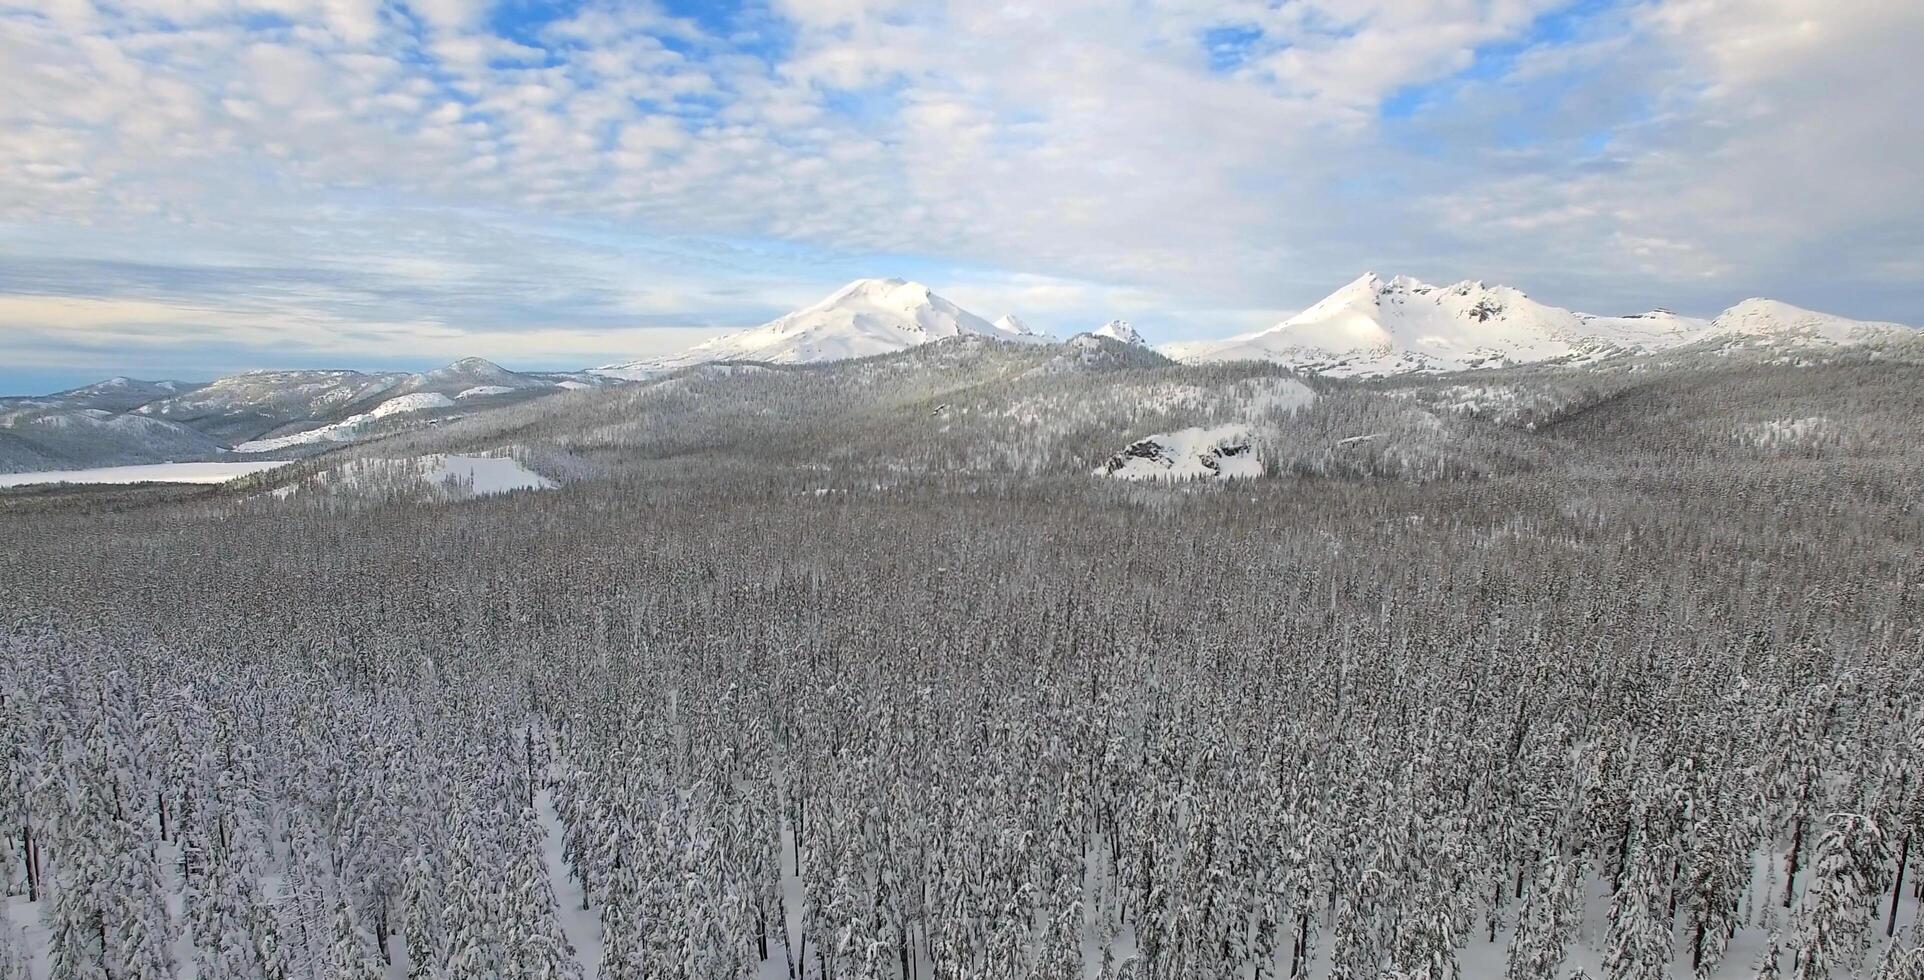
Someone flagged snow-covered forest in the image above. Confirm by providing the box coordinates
[3,344,1923,980]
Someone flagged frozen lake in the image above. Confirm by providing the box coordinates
[0,460,290,488]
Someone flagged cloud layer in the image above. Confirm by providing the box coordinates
[2,0,1919,388]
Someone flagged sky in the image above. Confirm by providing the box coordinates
[2,0,1921,394]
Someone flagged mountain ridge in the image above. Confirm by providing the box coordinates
[1166,272,1916,376]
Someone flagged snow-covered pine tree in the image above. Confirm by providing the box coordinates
[1754,933,1785,980]
[399,845,445,980]
[329,898,387,980]
[1793,811,1891,980]
[599,816,648,980]
[44,708,121,980]
[1506,852,1584,980]
[0,923,31,980]
[1869,943,1924,980]
[1604,822,1673,980]
[503,804,582,980]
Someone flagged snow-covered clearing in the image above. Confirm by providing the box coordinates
[270,453,556,503]
[457,385,516,399]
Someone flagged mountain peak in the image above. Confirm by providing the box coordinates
[415,357,524,383]
[824,277,923,304]
[1091,319,1146,345]
[596,278,1009,377]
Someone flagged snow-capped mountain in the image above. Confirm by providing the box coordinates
[1171,273,1713,376]
[1169,273,1915,377]
[1091,320,1146,345]
[1704,299,1912,349]
[595,279,1042,380]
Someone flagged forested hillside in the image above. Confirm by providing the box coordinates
[2,348,1922,979]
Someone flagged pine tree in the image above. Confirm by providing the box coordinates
[45,720,115,980]
[0,923,32,980]
[503,805,583,980]
[1793,812,1891,980]
[1754,933,1785,980]
[108,840,177,979]
[329,899,387,980]
[599,818,649,980]
[1506,853,1584,980]
[1604,829,1672,980]
[400,845,445,980]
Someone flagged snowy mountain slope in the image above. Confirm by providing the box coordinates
[1702,298,1913,349]
[594,279,1043,380]
[134,369,411,443]
[1170,273,1919,377]
[1091,319,1146,345]
[112,359,559,455]
[232,392,459,453]
[0,358,569,473]
[0,404,228,473]
[992,314,1053,342]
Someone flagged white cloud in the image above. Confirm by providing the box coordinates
[0,0,1918,386]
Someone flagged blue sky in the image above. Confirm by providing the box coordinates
[2,0,1921,394]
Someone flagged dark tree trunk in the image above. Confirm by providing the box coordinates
[21,820,36,902]
[376,887,391,964]
[1490,875,1502,942]
[1291,910,1309,978]
[1892,830,1912,938]
[1784,815,1806,908]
